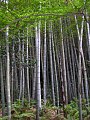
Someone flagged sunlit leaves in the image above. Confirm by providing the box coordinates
[0,0,89,31]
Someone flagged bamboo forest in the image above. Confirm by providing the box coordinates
[0,0,90,120]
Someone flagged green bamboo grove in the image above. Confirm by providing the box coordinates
[0,0,90,120]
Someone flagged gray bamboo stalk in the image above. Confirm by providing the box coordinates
[14,58,18,99]
[46,51,50,99]
[60,18,68,104]
[75,15,89,105]
[11,40,14,103]
[86,13,90,60]
[78,22,83,120]
[65,19,76,99]
[69,30,78,98]
[67,18,77,98]
[64,41,71,101]
[81,49,89,105]
[6,26,11,120]
[71,32,78,69]
[26,27,30,106]
[32,36,37,99]
[0,55,5,116]
[43,21,47,105]
[70,39,77,98]
[60,55,66,106]
[18,33,23,100]
[66,37,75,98]
[52,31,59,107]
[36,23,41,108]
[22,38,25,106]
[32,64,36,99]
[36,22,41,120]
[29,36,33,97]
[82,80,85,99]
[75,15,84,120]
[41,44,44,77]
[55,45,60,83]
[49,22,55,106]
[12,39,18,100]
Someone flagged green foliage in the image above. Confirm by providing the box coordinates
[40,101,60,120]
[11,99,36,120]
[74,111,79,119]
[12,99,36,111]
[12,112,35,120]
[0,0,88,32]
[12,99,22,112]
[30,99,36,107]
[82,110,87,118]
[1,99,90,120]
[64,99,90,120]
[0,116,8,120]
[45,99,53,107]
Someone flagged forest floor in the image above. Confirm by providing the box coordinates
[41,108,64,120]
[0,107,65,120]
[0,99,90,120]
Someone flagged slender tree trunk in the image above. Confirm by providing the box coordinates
[6,26,11,120]
[32,37,37,99]
[60,56,65,111]
[75,15,89,115]
[67,37,75,98]
[60,18,68,105]
[19,33,23,100]
[32,64,36,99]
[86,13,90,60]
[26,27,30,106]
[14,57,18,99]
[81,49,89,105]
[52,31,59,107]
[11,40,14,103]
[64,41,71,101]
[22,38,25,106]
[82,80,85,99]
[36,22,41,120]
[49,22,55,106]
[70,36,77,98]
[75,15,84,120]
[43,21,47,105]
[0,55,5,116]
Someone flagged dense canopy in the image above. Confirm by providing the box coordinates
[0,0,90,30]
[0,0,90,120]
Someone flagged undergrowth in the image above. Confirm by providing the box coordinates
[0,98,90,120]
[64,98,90,120]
